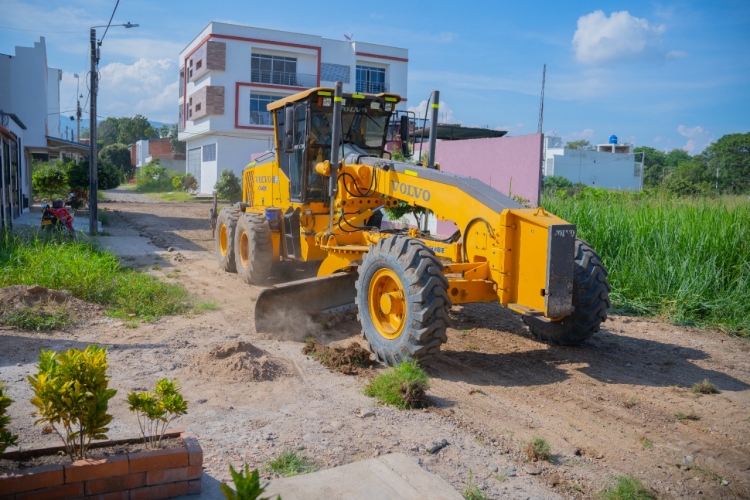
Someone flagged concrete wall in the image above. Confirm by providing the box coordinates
[7,38,49,148]
[549,149,641,190]
[432,134,543,237]
[47,68,61,137]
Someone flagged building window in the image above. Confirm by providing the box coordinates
[356,65,387,93]
[203,143,216,162]
[252,54,297,85]
[250,93,281,126]
[179,67,184,98]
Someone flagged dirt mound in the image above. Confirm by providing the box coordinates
[189,340,287,382]
[0,285,102,321]
[302,340,375,375]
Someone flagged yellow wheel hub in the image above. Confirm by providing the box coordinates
[239,231,249,268]
[219,224,228,257]
[368,268,406,340]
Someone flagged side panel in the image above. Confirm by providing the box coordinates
[545,224,576,317]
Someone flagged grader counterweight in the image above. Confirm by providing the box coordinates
[214,83,610,365]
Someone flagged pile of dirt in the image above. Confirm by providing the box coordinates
[302,340,375,375]
[0,285,102,322]
[188,340,287,382]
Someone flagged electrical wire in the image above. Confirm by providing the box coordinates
[99,0,120,45]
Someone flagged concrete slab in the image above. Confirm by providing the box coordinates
[94,236,161,258]
[263,453,463,500]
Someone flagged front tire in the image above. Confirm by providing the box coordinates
[234,213,272,285]
[215,208,240,273]
[356,236,451,366]
[523,239,610,345]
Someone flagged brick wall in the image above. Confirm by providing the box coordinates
[188,41,226,82]
[0,433,202,500]
[130,143,137,166]
[188,86,225,121]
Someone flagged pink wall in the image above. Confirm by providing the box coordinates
[433,133,543,236]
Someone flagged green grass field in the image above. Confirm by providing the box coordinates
[543,189,750,337]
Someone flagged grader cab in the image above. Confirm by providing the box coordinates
[214,83,610,365]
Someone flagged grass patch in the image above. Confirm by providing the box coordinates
[0,232,190,321]
[463,469,487,500]
[676,411,700,421]
[544,190,750,336]
[692,379,719,394]
[2,305,72,331]
[195,301,219,312]
[524,436,552,462]
[622,395,638,409]
[265,450,317,477]
[145,192,196,203]
[639,436,654,450]
[598,475,656,500]
[151,265,161,270]
[364,361,430,409]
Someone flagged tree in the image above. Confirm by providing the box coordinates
[215,169,242,203]
[97,117,120,147]
[542,175,573,191]
[32,161,68,201]
[117,115,158,145]
[99,144,131,171]
[662,160,713,196]
[633,146,666,188]
[702,132,750,194]
[664,149,691,167]
[80,127,90,139]
[565,140,595,150]
[169,124,186,155]
[159,124,170,138]
[66,159,122,191]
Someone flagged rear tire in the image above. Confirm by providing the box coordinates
[234,213,272,285]
[523,239,610,345]
[216,208,240,273]
[356,236,451,366]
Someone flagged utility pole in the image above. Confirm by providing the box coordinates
[89,28,99,235]
[537,64,546,134]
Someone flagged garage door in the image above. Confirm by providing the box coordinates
[187,148,201,190]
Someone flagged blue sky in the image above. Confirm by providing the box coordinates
[2,0,748,153]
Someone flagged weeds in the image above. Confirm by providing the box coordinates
[692,379,719,394]
[220,463,279,500]
[195,301,219,312]
[676,411,700,421]
[639,436,654,450]
[463,469,487,500]
[3,306,72,331]
[364,361,430,409]
[525,436,552,462]
[265,450,317,477]
[597,475,656,500]
[622,395,638,409]
[151,265,161,270]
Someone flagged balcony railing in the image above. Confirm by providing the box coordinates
[356,81,389,94]
[251,70,317,88]
[249,112,273,126]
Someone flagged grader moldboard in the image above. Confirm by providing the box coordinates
[213,83,610,366]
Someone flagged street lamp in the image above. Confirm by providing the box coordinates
[89,22,139,235]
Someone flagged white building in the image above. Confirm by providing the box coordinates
[178,22,409,193]
[0,37,86,225]
[543,136,643,191]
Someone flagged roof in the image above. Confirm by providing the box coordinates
[0,111,27,130]
[44,136,89,154]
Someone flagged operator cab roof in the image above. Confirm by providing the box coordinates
[266,87,402,111]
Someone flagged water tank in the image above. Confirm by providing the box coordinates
[609,135,618,144]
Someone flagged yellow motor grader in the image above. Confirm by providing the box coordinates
[214,83,610,365]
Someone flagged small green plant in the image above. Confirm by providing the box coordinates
[151,265,161,270]
[622,395,638,409]
[266,449,318,477]
[195,301,219,312]
[463,469,488,500]
[127,378,188,449]
[3,305,72,331]
[692,379,718,394]
[676,411,700,421]
[598,475,656,500]
[27,346,117,460]
[364,361,430,409]
[640,436,653,450]
[172,174,186,190]
[99,212,110,226]
[220,463,280,500]
[0,381,19,453]
[524,436,552,462]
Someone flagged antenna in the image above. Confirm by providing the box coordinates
[537,64,546,135]
[343,33,354,41]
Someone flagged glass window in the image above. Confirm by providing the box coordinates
[356,65,386,93]
[251,54,297,85]
[203,143,216,162]
[249,93,281,126]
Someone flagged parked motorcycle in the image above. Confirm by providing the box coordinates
[41,200,75,234]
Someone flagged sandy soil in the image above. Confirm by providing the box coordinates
[1,196,748,499]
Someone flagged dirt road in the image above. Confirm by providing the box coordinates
[2,196,748,499]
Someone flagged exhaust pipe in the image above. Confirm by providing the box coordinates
[427,90,439,169]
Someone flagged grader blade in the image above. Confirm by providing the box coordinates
[254,272,358,334]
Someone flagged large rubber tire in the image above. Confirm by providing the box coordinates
[215,208,240,273]
[523,239,611,345]
[356,236,451,366]
[234,213,273,285]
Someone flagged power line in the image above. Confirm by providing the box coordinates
[99,0,121,45]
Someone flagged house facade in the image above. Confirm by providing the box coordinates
[131,138,186,173]
[178,22,409,193]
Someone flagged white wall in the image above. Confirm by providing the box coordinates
[550,149,641,190]
[47,67,61,138]
[8,38,49,147]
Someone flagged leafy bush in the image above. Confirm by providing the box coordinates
[171,174,198,193]
[524,436,552,462]
[364,361,430,409]
[136,159,175,192]
[542,175,573,191]
[221,464,280,500]
[97,161,124,190]
[127,378,188,449]
[172,174,186,190]
[215,169,242,202]
[0,381,19,453]
[598,475,656,500]
[32,161,68,201]
[27,345,117,460]
[99,143,131,174]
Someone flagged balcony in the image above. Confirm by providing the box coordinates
[251,70,317,88]
[249,111,273,126]
[356,81,389,94]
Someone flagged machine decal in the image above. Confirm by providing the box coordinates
[255,176,279,184]
[390,181,431,202]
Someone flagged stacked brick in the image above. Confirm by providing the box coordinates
[0,433,202,500]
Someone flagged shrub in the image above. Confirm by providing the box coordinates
[692,379,719,394]
[542,175,573,191]
[98,143,131,175]
[136,159,174,192]
[27,345,117,460]
[215,169,242,202]
[364,361,430,409]
[525,436,552,462]
[127,378,188,449]
[221,464,280,500]
[65,159,121,193]
[265,449,318,477]
[32,161,67,201]
[97,161,123,190]
[598,475,656,500]
[0,381,19,453]
[183,174,198,192]
[172,174,186,190]
[3,305,72,331]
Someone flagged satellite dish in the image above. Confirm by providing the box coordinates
[344,33,353,41]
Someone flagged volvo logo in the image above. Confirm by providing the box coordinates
[390,181,431,202]
[255,176,278,184]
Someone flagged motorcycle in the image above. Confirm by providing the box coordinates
[41,200,75,235]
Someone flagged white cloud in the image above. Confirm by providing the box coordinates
[437,31,457,43]
[407,100,457,124]
[495,123,524,134]
[666,50,687,59]
[677,125,713,154]
[562,128,595,143]
[573,10,666,64]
